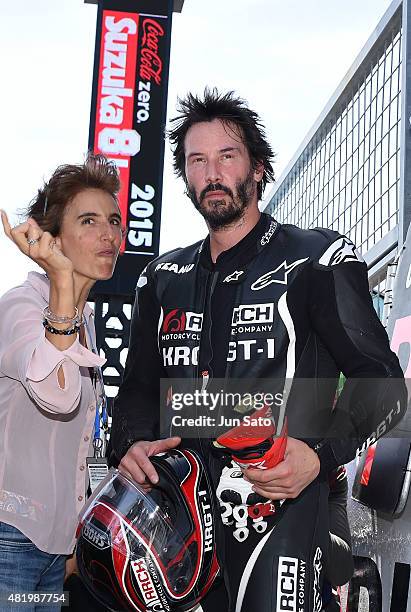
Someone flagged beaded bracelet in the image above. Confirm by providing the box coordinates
[43,320,80,335]
[43,306,79,325]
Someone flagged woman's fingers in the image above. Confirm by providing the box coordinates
[27,217,42,232]
[1,211,72,276]
[26,222,43,254]
[36,231,54,255]
[0,210,12,238]
[1,210,31,247]
[1,210,48,260]
[6,222,33,254]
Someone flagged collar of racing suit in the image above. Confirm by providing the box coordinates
[198,213,279,273]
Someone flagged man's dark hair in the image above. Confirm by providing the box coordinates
[168,88,275,200]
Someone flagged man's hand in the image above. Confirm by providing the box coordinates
[118,437,181,486]
[244,437,320,500]
[64,555,78,582]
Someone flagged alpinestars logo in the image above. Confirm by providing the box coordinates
[223,270,244,283]
[261,220,278,246]
[318,237,364,267]
[313,547,323,612]
[251,258,309,290]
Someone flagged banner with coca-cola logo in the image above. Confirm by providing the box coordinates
[89,0,174,297]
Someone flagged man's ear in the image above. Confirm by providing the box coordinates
[54,236,63,250]
[253,161,264,182]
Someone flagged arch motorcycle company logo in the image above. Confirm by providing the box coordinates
[162,309,203,334]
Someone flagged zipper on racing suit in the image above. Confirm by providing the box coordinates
[196,270,219,456]
[201,370,210,392]
[197,270,219,388]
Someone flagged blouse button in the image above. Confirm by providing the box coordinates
[79,465,85,471]
[84,435,89,442]
[78,495,83,502]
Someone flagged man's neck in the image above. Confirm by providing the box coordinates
[209,206,261,263]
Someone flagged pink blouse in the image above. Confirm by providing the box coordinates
[0,272,105,554]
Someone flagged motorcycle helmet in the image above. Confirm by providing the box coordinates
[76,449,219,611]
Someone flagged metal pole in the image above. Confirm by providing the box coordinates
[399,0,411,246]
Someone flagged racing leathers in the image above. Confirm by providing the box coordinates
[111,213,407,612]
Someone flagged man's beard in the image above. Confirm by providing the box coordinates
[186,168,256,230]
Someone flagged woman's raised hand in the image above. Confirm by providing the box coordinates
[1,211,74,281]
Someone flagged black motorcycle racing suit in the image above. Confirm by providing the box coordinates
[111,213,407,612]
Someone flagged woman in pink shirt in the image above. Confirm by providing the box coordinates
[0,154,122,609]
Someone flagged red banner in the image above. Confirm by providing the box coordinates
[89,0,173,296]
[93,10,140,253]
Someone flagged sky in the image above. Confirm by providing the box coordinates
[0,0,394,297]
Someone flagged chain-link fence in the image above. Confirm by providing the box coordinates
[264,0,410,285]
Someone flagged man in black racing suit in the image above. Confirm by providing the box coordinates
[110,89,407,612]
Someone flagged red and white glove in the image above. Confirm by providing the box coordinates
[216,404,288,470]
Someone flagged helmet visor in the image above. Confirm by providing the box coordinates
[78,468,199,599]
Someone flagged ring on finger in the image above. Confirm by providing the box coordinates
[27,238,40,246]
